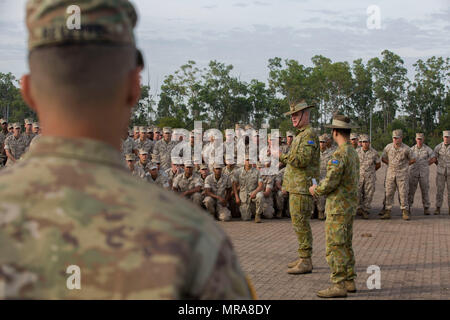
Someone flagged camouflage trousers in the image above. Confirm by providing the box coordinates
[436,173,450,208]
[316,195,326,213]
[275,190,290,217]
[204,196,231,221]
[325,214,356,283]
[358,174,376,212]
[239,192,256,221]
[289,193,313,258]
[409,173,430,209]
[188,192,204,207]
[255,192,274,219]
[385,173,409,211]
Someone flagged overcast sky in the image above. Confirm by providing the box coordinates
[0,0,449,93]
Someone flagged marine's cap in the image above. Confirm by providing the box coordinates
[213,163,224,169]
[26,0,138,51]
[416,133,424,139]
[0,119,6,124]
[286,131,294,137]
[184,160,194,168]
[284,99,314,116]
[149,163,158,170]
[163,127,172,134]
[443,131,450,137]
[350,133,359,140]
[319,134,328,142]
[151,154,160,163]
[325,114,358,129]
[360,134,369,142]
[153,127,161,133]
[32,122,40,128]
[147,126,154,133]
[199,164,208,170]
[8,123,13,129]
[138,149,148,155]
[139,126,147,133]
[392,129,403,138]
[24,118,32,125]
[125,154,135,161]
[13,123,21,129]
[225,157,235,165]
[133,126,139,132]
[324,133,332,141]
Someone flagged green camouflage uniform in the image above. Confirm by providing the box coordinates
[280,124,320,258]
[314,142,359,284]
[0,0,253,300]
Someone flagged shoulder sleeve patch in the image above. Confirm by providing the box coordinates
[331,159,339,165]
[307,140,315,145]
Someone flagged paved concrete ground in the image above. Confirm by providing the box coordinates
[219,165,450,300]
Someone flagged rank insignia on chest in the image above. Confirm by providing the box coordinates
[331,159,339,165]
[307,140,315,145]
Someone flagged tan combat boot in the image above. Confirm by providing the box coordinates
[402,209,410,221]
[345,280,357,293]
[434,207,440,215]
[378,208,385,216]
[255,214,262,223]
[287,258,300,268]
[318,211,325,220]
[424,208,430,215]
[362,210,369,220]
[317,281,347,298]
[380,209,391,219]
[287,258,313,274]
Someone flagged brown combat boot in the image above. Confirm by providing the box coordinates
[380,210,391,219]
[362,210,369,220]
[345,280,357,293]
[434,207,440,215]
[318,211,325,220]
[275,211,283,219]
[356,208,363,216]
[287,258,300,268]
[378,208,385,216]
[255,214,262,223]
[402,209,410,221]
[287,258,313,274]
[317,281,347,298]
[424,208,430,215]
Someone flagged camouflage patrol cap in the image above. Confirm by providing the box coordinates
[149,163,158,170]
[133,126,139,132]
[26,0,138,51]
[225,157,235,165]
[0,119,6,124]
[33,122,40,128]
[199,164,208,170]
[163,127,172,134]
[184,160,194,168]
[138,149,148,155]
[139,126,146,133]
[284,99,314,116]
[147,126,153,133]
[360,134,369,142]
[324,133,332,141]
[416,133,424,139]
[8,123,13,129]
[319,134,328,142]
[153,127,161,133]
[350,133,359,140]
[125,153,135,161]
[24,118,32,125]
[13,123,21,129]
[151,154,160,163]
[443,131,450,137]
[213,163,224,169]
[392,129,403,138]
[286,131,294,137]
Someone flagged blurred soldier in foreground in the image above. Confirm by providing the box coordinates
[409,133,436,215]
[357,134,381,219]
[276,99,319,275]
[0,0,252,299]
[381,130,415,220]
[310,115,359,298]
[434,131,450,215]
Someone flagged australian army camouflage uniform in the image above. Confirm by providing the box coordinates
[204,164,232,221]
[381,129,415,220]
[0,0,253,299]
[409,133,436,215]
[313,115,359,298]
[434,130,450,215]
[357,134,381,219]
[280,100,319,275]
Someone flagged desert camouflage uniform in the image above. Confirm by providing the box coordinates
[148,172,170,190]
[165,167,182,188]
[274,167,289,217]
[204,173,232,221]
[357,147,380,212]
[280,124,320,259]
[409,144,435,210]
[382,143,414,211]
[23,132,37,147]
[121,136,134,159]
[0,136,252,299]
[223,165,240,218]
[234,166,262,220]
[4,134,28,166]
[280,143,291,155]
[314,142,359,284]
[0,131,9,166]
[435,142,450,209]
[133,138,153,155]
[256,174,275,219]
[173,172,204,206]
[317,147,334,214]
[153,139,177,171]
[133,161,149,179]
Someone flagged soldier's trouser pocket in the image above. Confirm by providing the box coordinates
[325,214,355,283]
[289,194,313,258]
